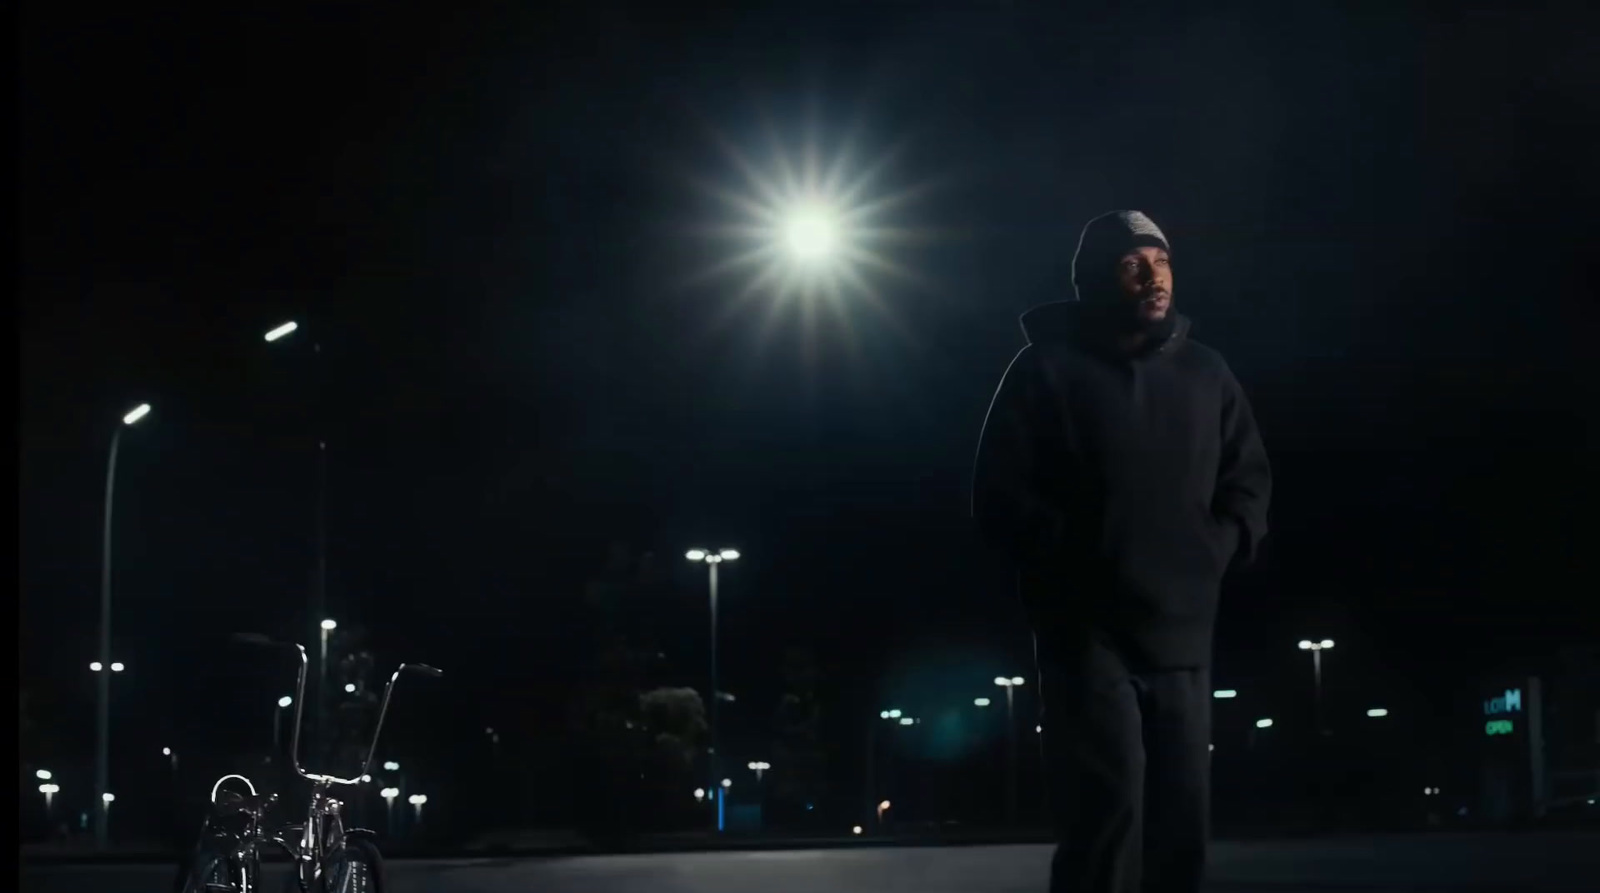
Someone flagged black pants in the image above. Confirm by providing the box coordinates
[1036,633,1212,893]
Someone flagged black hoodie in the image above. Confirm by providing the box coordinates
[972,301,1271,669]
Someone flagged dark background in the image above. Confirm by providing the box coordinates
[19,0,1598,841]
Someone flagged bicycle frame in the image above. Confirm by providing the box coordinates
[194,635,442,893]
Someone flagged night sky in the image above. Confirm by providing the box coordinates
[19,1,1598,820]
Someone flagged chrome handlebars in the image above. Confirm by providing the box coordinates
[231,634,443,787]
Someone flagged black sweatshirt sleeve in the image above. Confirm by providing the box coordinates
[1213,365,1272,567]
[972,346,1070,566]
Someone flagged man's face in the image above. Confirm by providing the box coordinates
[1114,246,1173,323]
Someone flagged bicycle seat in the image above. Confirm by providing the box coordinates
[213,790,277,816]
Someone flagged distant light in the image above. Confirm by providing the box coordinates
[361,774,372,782]
[486,727,495,735]
[1213,690,1238,699]
[719,549,741,561]
[320,619,338,631]
[974,697,991,707]
[694,788,706,801]
[879,710,890,719]
[110,662,125,673]
[1209,743,1215,752]
[886,709,902,719]
[408,794,428,805]
[122,404,152,425]
[1367,708,1389,718]
[101,792,115,803]
[380,787,399,799]
[1297,640,1313,650]
[899,717,914,726]
[1320,639,1335,649]
[39,783,60,794]
[36,769,52,780]
[1035,724,1042,733]
[90,662,103,672]
[279,696,294,708]
[264,321,299,342]
[383,761,400,771]
[994,676,1009,686]
[1256,718,1274,729]
[162,747,172,756]
[878,800,891,811]
[685,549,708,561]
[1010,676,1025,686]
[852,825,863,835]
[721,778,732,788]
[344,683,356,693]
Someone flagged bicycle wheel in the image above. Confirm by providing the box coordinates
[172,842,255,893]
[314,838,385,893]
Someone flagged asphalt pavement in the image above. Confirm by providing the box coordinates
[19,832,1600,892]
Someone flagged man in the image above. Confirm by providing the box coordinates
[972,210,1271,893]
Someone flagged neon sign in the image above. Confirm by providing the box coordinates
[1483,688,1521,715]
[1485,719,1514,736]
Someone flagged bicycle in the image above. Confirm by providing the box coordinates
[172,632,443,893]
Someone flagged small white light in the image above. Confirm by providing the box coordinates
[36,769,52,780]
[321,618,338,631]
[899,717,914,726]
[694,788,706,801]
[886,709,902,719]
[381,787,399,799]
[101,792,116,803]
[686,549,707,561]
[344,683,356,693]
[361,774,372,782]
[162,747,171,756]
[1256,718,1274,728]
[39,783,60,794]
[383,761,400,771]
[110,662,125,672]
[122,404,152,425]
[90,662,103,672]
[1320,639,1335,649]
[852,825,863,835]
[719,549,741,561]
[974,697,991,707]
[994,676,1010,686]
[1035,724,1042,733]
[721,778,732,788]
[1367,708,1389,718]
[279,696,294,708]
[408,794,428,805]
[878,800,891,811]
[264,321,299,342]
[1010,676,1025,686]
[1298,640,1313,650]
[1213,690,1238,699]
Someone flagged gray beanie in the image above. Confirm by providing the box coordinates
[1071,210,1171,301]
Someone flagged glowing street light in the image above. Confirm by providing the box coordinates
[876,799,892,824]
[898,717,915,726]
[1213,690,1238,699]
[96,401,153,849]
[383,761,400,772]
[380,787,400,831]
[852,825,863,835]
[973,697,991,707]
[1367,708,1390,718]
[748,760,771,782]
[686,546,741,833]
[1256,718,1274,729]
[344,683,356,693]
[407,793,427,823]
[36,769,53,780]
[39,783,61,811]
[1297,639,1336,735]
[694,788,706,802]
[263,321,300,343]
[994,676,1026,826]
[720,778,732,789]
[274,696,294,753]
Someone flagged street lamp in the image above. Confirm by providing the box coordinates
[407,793,427,824]
[39,783,60,812]
[95,402,151,848]
[1256,718,1274,728]
[380,787,400,832]
[1213,689,1238,699]
[274,696,294,753]
[36,769,52,780]
[1367,708,1390,718]
[995,676,1026,826]
[973,697,992,707]
[163,747,177,772]
[686,546,740,832]
[383,761,400,772]
[1297,639,1336,735]
[748,760,771,782]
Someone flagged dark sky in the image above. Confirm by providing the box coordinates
[19,0,1598,781]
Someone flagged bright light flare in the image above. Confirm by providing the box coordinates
[681,108,940,357]
[264,321,299,342]
[122,404,151,425]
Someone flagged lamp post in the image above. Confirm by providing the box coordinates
[320,618,337,757]
[995,676,1025,826]
[163,747,177,772]
[40,783,59,813]
[380,788,399,833]
[1297,639,1335,735]
[408,794,427,826]
[685,547,740,832]
[274,696,294,753]
[265,320,332,759]
[94,403,151,847]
